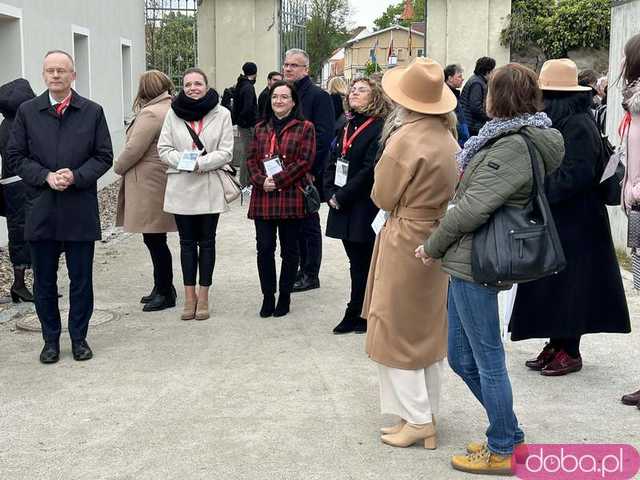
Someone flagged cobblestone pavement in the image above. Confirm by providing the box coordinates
[0,202,638,480]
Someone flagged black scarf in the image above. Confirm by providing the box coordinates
[271,113,294,138]
[171,88,219,122]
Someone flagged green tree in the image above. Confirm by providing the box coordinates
[146,12,197,87]
[306,0,351,79]
[501,0,611,59]
[373,0,425,30]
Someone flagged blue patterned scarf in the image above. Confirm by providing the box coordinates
[457,112,553,174]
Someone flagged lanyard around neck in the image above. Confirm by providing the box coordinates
[341,117,376,157]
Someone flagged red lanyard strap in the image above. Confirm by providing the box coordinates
[268,132,280,158]
[341,117,376,157]
[619,111,632,140]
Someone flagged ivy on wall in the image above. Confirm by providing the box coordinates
[501,0,612,58]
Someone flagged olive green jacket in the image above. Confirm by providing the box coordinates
[424,126,565,283]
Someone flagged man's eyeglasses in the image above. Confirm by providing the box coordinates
[283,63,307,69]
[45,68,71,75]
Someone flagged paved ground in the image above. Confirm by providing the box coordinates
[0,202,638,480]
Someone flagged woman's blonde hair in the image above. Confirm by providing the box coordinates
[132,70,174,112]
[349,77,392,119]
[380,105,457,148]
[327,76,348,96]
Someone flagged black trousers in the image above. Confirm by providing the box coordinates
[4,182,30,267]
[30,240,94,343]
[342,239,375,318]
[297,211,322,278]
[174,214,219,287]
[142,233,173,295]
[255,219,302,295]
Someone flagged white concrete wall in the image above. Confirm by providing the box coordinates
[198,0,280,93]
[607,0,640,249]
[0,0,146,245]
[427,0,510,74]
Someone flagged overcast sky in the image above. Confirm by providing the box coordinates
[348,0,396,29]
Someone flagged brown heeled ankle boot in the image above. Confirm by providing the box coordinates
[381,421,437,449]
[195,296,209,321]
[181,297,197,321]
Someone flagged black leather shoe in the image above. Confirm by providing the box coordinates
[72,339,93,361]
[140,287,157,304]
[273,294,291,317]
[142,292,176,312]
[141,285,176,304]
[333,314,356,334]
[11,285,34,303]
[260,295,276,317]
[292,275,320,293]
[353,317,367,334]
[39,342,60,364]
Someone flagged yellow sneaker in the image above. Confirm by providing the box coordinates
[451,448,513,476]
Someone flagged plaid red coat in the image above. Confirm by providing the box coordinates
[247,118,316,219]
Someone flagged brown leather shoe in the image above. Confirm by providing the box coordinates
[541,350,582,376]
[621,388,640,406]
[525,343,557,371]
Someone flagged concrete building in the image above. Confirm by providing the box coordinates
[198,0,295,93]
[0,0,146,244]
[426,0,510,76]
[607,0,640,249]
[343,25,425,82]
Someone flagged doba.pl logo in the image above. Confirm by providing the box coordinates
[513,444,640,479]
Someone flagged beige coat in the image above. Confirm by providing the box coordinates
[158,103,233,215]
[114,93,177,233]
[363,113,458,370]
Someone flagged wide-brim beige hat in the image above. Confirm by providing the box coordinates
[382,57,457,115]
[538,58,591,92]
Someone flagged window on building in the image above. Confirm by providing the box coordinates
[121,39,133,124]
[417,48,424,57]
[72,25,91,97]
[0,3,23,87]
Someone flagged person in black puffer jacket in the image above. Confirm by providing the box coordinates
[460,57,495,136]
[0,78,35,302]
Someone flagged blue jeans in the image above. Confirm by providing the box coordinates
[448,277,525,455]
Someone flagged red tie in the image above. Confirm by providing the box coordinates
[55,95,71,117]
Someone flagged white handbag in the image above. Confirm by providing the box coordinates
[217,165,241,203]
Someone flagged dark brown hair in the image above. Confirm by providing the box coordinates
[182,67,208,86]
[486,63,543,118]
[263,81,304,121]
[622,33,640,85]
[133,70,174,112]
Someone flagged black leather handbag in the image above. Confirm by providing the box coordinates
[298,181,321,215]
[471,134,566,287]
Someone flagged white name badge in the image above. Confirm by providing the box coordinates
[334,158,349,187]
[177,150,199,172]
[371,209,389,235]
[264,156,283,177]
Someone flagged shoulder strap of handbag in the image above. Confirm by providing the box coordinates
[519,133,545,201]
[184,121,208,155]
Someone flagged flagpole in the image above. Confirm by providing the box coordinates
[424,0,428,56]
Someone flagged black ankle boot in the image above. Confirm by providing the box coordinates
[260,294,276,317]
[273,293,290,317]
[11,267,33,303]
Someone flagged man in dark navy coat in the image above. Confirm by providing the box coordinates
[282,49,334,292]
[7,50,113,364]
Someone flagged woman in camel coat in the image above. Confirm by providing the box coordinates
[363,58,458,450]
[115,70,177,312]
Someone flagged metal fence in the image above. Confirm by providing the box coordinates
[145,0,198,87]
[280,0,307,64]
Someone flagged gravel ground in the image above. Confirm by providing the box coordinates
[0,179,122,303]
